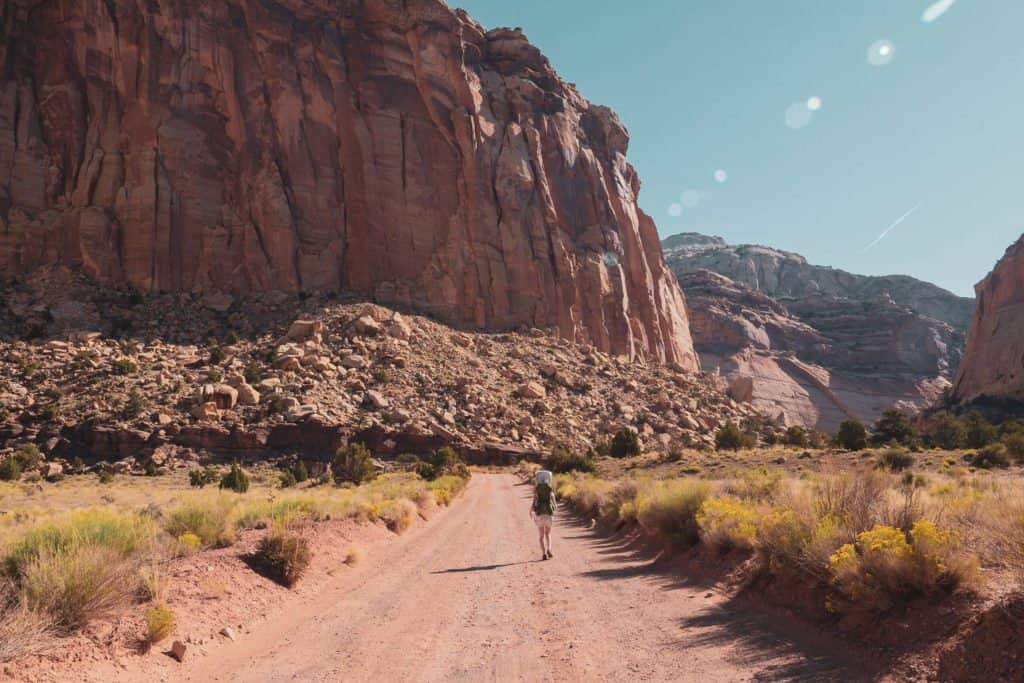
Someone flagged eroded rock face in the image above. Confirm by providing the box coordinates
[0,0,696,367]
[953,235,1024,406]
[670,237,968,430]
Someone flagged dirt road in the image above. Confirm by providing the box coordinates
[175,474,863,682]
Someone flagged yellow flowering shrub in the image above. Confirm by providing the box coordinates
[697,497,759,550]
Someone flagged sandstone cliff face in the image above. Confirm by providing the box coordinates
[953,234,1024,406]
[665,233,974,329]
[0,0,696,367]
[668,234,968,429]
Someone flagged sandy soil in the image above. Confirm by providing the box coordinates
[60,473,863,682]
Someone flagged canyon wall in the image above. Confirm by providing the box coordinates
[0,0,696,367]
[953,234,1024,406]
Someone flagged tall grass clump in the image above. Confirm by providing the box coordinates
[0,580,54,662]
[636,479,711,548]
[164,498,237,549]
[251,532,311,587]
[3,510,155,631]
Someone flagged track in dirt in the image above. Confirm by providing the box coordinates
[167,474,865,682]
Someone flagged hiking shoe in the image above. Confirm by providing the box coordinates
[546,550,553,559]
[541,554,549,561]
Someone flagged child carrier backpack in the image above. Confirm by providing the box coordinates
[534,482,554,516]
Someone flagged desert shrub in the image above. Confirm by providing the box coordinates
[697,498,759,550]
[418,447,469,481]
[429,475,470,506]
[333,443,377,485]
[0,458,21,482]
[871,408,916,446]
[609,428,641,458]
[225,330,240,345]
[219,461,250,493]
[144,461,160,477]
[636,479,711,548]
[252,533,311,587]
[146,604,175,644]
[175,532,203,555]
[828,521,978,612]
[164,499,236,548]
[547,448,596,474]
[19,545,140,630]
[1003,433,1024,462]
[0,580,54,663]
[208,346,227,364]
[112,358,137,375]
[379,498,418,533]
[123,389,147,419]
[13,444,41,470]
[726,468,782,501]
[98,470,114,484]
[783,426,809,448]
[415,461,436,481]
[292,460,310,483]
[929,412,965,450]
[243,362,263,385]
[836,419,868,451]
[878,447,915,472]
[279,470,297,488]
[345,546,363,566]
[189,466,220,488]
[970,443,1010,470]
[964,412,998,449]
[715,422,755,450]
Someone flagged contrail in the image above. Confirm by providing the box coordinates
[860,203,921,252]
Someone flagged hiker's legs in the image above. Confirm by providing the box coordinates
[544,527,552,555]
[537,525,547,554]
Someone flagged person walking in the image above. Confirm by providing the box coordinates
[530,470,556,560]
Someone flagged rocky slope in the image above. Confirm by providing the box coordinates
[952,234,1024,409]
[665,233,970,429]
[0,269,753,473]
[0,0,695,367]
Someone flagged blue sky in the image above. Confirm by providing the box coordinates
[455,0,1024,297]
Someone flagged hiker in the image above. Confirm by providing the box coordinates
[530,469,556,560]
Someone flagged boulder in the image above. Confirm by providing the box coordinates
[279,321,323,345]
[517,381,547,400]
[191,402,220,421]
[236,383,261,407]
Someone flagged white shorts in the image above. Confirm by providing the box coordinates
[534,515,553,530]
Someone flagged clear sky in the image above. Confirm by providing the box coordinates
[454,0,1024,297]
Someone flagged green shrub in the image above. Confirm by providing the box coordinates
[610,428,641,458]
[548,448,596,474]
[98,470,114,484]
[636,479,711,548]
[929,412,965,450]
[292,460,310,483]
[0,458,21,482]
[415,462,437,481]
[878,448,915,472]
[209,347,227,364]
[164,500,236,548]
[964,412,998,449]
[333,443,377,485]
[251,533,311,587]
[871,408,916,446]
[219,462,250,493]
[837,420,868,451]
[13,444,41,470]
[189,466,220,488]
[970,443,1010,470]
[112,358,137,376]
[1004,433,1024,463]
[279,470,297,488]
[243,362,263,385]
[146,604,175,643]
[783,426,809,448]
[123,389,147,419]
[225,331,240,345]
[144,461,159,477]
[715,422,744,450]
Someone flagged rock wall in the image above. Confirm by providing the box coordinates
[953,234,1024,405]
[668,235,968,429]
[0,0,697,367]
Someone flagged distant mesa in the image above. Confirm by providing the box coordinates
[663,232,973,430]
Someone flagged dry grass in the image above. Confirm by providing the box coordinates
[345,545,364,566]
[0,580,55,663]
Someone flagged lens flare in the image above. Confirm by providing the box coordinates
[714,169,727,183]
[668,203,683,217]
[867,40,895,66]
[680,190,701,208]
[806,96,822,111]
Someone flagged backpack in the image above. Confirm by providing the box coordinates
[534,483,554,516]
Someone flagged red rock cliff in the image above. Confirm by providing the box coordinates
[0,0,697,367]
[953,234,1024,404]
